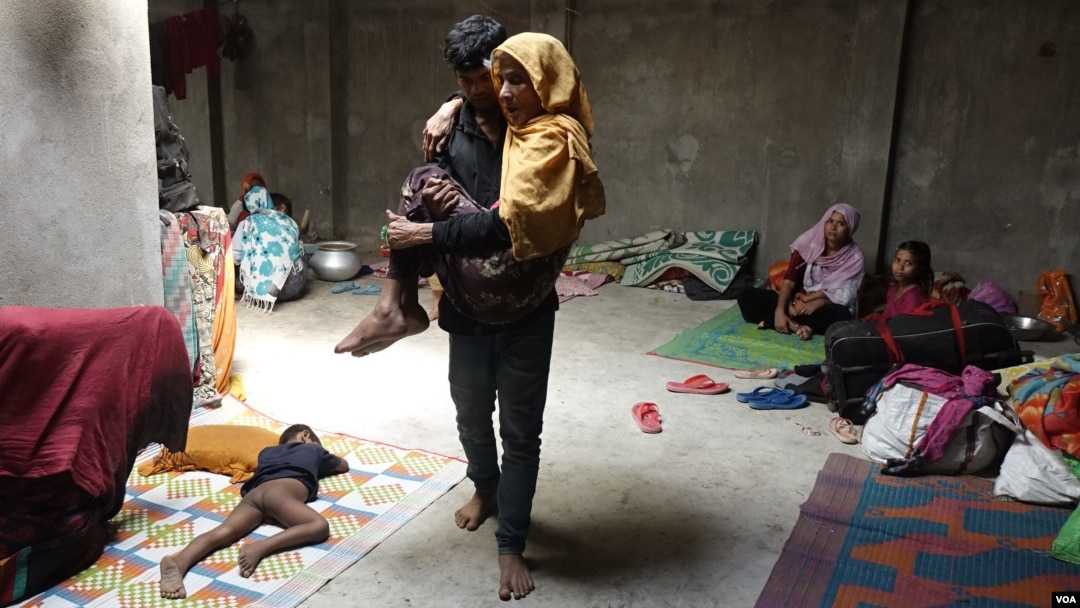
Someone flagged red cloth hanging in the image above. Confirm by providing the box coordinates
[165,7,226,100]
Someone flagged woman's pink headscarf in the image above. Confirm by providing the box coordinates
[790,203,865,306]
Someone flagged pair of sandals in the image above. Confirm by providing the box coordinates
[332,281,382,295]
[633,375,733,434]
[735,386,808,410]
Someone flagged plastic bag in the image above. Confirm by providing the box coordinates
[968,278,1017,313]
[994,428,1080,505]
[1037,269,1078,331]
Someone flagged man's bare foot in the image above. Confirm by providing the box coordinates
[455,492,497,531]
[498,554,534,601]
[159,555,187,599]
[237,543,265,578]
[334,303,429,357]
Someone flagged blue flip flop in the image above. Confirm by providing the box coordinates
[351,284,382,295]
[736,386,781,403]
[331,281,358,294]
[748,390,808,410]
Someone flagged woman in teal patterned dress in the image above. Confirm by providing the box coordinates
[233,184,309,311]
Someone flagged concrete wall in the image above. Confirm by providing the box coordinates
[888,0,1080,295]
[574,0,903,275]
[0,0,163,308]
[153,0,1079,299]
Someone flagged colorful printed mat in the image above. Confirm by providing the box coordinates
[649,305,825,371]
[18,397,466,608]
[621,230,757,294]
[755,453,1080,608]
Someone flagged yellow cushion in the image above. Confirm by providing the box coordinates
[137,425,278,483]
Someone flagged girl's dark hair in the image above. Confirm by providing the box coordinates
[270,192,293,217]
[896,240,934,294]
[443,15,507,72]
[279,424,320,445]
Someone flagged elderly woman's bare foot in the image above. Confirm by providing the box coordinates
[497,554,534,601]
[335,303,429,356]
[158,555,187,599]
[454,492,497,531]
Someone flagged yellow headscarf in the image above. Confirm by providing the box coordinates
[491,33,606,261]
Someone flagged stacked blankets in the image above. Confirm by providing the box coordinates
[565,230,758,295]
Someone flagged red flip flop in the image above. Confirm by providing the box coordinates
[631,402,662,434]
[665,374,729,395]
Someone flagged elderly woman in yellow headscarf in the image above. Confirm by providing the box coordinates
[337,31,604,351]
[336,31,603,601]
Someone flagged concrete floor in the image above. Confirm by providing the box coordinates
[231,275,1077,608]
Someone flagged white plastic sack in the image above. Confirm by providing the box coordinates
[861,382,1017,474]
[994,429,1080,505]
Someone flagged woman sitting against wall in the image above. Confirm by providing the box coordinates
[737,203,865,340]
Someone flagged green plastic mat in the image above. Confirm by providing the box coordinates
[649,305,825,371]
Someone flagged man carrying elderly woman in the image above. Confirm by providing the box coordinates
[335,27,604,601]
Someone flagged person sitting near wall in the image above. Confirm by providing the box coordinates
[737,203,865,340]
[227,172,264,232]
[234,179,310,311]
[861,240,933,321]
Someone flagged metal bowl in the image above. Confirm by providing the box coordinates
[309,241,363,282]
[1000,314,1055,341]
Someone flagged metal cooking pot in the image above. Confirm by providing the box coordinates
[1000,314,1055,341]
[309,241,362,282]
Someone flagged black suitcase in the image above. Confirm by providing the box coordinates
[823,300,1032,420]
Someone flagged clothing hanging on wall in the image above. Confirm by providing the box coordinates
[165,7,226,100]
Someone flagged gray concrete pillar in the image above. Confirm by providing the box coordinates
[0,0,163,308]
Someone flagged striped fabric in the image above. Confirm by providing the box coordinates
[159,210,197,374]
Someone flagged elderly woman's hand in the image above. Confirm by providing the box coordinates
[422,98,464,162]
[421,176,460,220]
[384,210,434,249]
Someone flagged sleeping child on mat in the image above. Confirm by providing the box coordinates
[158,424,349,600]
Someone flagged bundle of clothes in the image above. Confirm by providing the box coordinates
[855,354,1080,564]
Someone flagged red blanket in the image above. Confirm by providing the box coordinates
[0,306,192,498]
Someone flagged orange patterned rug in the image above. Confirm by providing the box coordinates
[756,453,1080,608]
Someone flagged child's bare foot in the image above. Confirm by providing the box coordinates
[497,554,534,601]
[159,555,187,599]
[455,492,497,531]
[756,321,766,330]
[237,543,265,578]
[335,303,429,357]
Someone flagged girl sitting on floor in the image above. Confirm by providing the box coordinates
[863,240,933,321]
[737,203,865,340]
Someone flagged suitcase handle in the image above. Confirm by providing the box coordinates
[878,301,968,367]
[875,319,905,365]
